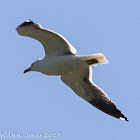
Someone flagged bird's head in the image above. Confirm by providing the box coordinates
[24,60,41,73]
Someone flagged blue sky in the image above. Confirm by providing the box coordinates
[0,0,140,139]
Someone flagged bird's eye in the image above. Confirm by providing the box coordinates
[31,63,34,66]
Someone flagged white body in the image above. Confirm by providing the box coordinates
[37,55,88,75]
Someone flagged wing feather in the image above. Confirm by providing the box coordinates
[16,20,77,56]
[61,67,128,121]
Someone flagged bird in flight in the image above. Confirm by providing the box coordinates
[16,20,128,121]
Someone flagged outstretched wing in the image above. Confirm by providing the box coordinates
[16,20,77,56]
[61,67,128,121]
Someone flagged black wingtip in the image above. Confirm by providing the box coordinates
[119,112,128,121]
[120,116,129,121]
[18,19,34,28]
[27,19,33,22]
[89,98,129,122]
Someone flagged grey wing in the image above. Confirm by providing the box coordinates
[16,20,77,56]
[61,67,128,121]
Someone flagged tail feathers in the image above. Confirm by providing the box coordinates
[80,53,109,66]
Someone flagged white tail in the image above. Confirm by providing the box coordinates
[79,53,109,66]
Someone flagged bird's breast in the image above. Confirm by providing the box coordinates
[40,55,87,75]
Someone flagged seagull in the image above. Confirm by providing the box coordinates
[16,20,128,121]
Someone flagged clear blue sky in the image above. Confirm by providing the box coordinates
[0,0,139,139]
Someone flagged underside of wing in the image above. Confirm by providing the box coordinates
[61,67,128,121]
[16,20,77,56]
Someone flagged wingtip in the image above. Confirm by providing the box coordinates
[16,19,34,30]
[26,19,34,23]
[120,117,129,121]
